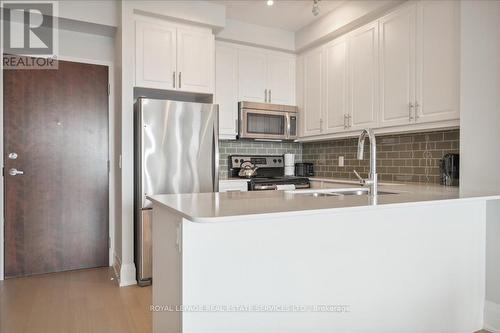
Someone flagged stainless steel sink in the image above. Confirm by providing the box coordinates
[286,188,399,197]
[337,190,398,196]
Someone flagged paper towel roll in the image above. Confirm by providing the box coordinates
[284,166,295,176]
[284,153,295,167]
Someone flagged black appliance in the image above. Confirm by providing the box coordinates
[295,162,314,177]
[440,153,459,186]
[229,155,310,191]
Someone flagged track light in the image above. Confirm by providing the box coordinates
[312,0,320,16]
[267,0,274,6]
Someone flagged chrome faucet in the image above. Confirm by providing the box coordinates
[353,128,378,196]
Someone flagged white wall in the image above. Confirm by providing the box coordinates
[131,0,225,29]
[460,0,500,195]
[216,18,295,52]
[58,0,118,28]
[459,1,500,331]
[295,0,403,52]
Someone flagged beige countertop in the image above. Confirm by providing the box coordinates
[148,181,500,223]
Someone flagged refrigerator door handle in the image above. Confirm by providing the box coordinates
[213,109,219,192]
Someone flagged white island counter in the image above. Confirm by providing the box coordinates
[148,182,500,333]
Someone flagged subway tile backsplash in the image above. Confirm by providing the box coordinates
[219,129,459,184]
[302,129,459,184]
[219,140,302,179]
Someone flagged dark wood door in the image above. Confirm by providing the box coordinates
[4,58,109,278]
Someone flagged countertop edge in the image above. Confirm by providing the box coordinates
[148,194,500,224]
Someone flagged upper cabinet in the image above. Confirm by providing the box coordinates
[238,47,296,105]
[215,42,238,140]
[302,46,323,136]
[298,0,459,139]
[347,21,379,130]
[324,36,348,133]
[215,42,296,140]
[237,49,268,103]
[266,54,296,105]
[415,0,459,123]
[379,2,416,127]
[135,17,214,94]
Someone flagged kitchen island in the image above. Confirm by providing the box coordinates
[148,182,500,333]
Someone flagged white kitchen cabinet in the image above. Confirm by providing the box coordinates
[237,46,296,105]
[302,46,323,137]
[324,36,348,133]
[177,28,214,94]
[415,0,459,123]
[266,53,296,105]
[135,20,177,90]
[238,49,268,103]
[219,180,248,192]
[379,2,417,127]
[135,16,214,94]
[347,21,379,130]
[297,0,459,141]
[215,42,238,139]
[216,43,296,140]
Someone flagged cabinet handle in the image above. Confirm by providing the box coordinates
[269,89,272,103]
[344,114,347,129]
[409,102,414,122]
[179,72,182,89]
[347,114,352,128]
[173,71,176,88]
[320,118,323,132]
[415,102,420,121]
[265,89,268,103]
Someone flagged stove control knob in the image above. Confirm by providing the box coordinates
[273,159,277,163]
[278,159,282,163]
[234,159,239,164]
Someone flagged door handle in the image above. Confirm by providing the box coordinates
[9,168,24,176]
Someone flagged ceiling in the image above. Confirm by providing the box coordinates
[211,0,344,32]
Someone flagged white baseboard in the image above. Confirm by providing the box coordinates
[119,263,137,287]
[485,300,500,333]
[112,252,137,287]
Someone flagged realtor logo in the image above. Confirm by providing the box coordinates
[2,1,58,69]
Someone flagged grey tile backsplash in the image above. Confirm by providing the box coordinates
[219,140,302,179]
[302,129,459,184]
[220,129,459,184]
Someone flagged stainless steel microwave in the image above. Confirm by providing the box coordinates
[238,101,298,140]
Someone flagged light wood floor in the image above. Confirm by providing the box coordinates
[0,267,492,333]
[0,267,151,333]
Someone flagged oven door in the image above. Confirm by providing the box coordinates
[239,108,288,140]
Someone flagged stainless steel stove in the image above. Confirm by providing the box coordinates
[229,155,310,191]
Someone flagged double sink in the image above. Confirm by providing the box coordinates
[286,187,398,197]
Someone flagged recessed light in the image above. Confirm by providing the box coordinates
[266,0,274,6]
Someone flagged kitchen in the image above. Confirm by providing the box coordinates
[1,1,500,333]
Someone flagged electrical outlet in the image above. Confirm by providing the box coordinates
[339,156,344,167]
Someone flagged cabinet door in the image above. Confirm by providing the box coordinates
[176,28,214,94]
[238,49,267,103]
[267,53,296,105]
[302,47,324,136]
[415,0,459,123]
[135,20,176,90]
[379,3,417,127]
[324,37,348,133]
[348,22,379,130]
[215,43,238,139]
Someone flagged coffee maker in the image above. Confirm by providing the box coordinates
[440,153,459,186]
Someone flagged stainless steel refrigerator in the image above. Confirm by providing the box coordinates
[134,98,219,286]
